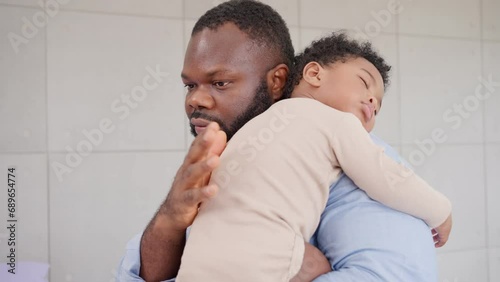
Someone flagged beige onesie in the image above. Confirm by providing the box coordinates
[177,98,451,282]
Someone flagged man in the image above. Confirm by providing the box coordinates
[117,1,440,281]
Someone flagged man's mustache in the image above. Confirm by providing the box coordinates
[189,111,223,126]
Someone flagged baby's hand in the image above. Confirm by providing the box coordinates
[432,214,452,248]
[290,242,331,282]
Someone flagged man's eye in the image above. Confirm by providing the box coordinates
[214,81,229,88]
[184,84,195,90]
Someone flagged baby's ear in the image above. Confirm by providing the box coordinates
[302,62,322,87]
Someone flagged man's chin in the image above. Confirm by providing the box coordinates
[191,124,233,140]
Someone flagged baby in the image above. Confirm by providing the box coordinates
[177,32,452,282]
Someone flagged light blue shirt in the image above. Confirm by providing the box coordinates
[311,134,437,281]
[116,134,437,282]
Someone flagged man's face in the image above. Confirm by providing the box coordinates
[313,57,385,132]
[182,23,274,141]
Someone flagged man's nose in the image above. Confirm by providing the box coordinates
[186,86,215,110]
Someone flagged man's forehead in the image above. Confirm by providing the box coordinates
[183,24,270,76]
[186,26,255,60]
[190,23,249,45]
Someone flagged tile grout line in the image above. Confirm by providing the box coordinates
[437,246,492,255]
[0,3,40,9]
[0,149,194,155]
[43,0,51,280]
[0,3,183,20]
[395,5,403,149]
[483,38,500,43]
[398,142,489,147]
[5,5,499,43]
[479,0,491,281]
[42,6,184,21]
[3,4,500,42]
[1,143,494,155]
[396,32,482,42]
[296,27,487,42]
[13,142,500,155]
[297,0,301,51]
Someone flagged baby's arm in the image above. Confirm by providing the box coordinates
[290,242,331,282]
[331,113,452,230]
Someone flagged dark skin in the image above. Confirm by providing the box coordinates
[140,23,330,282]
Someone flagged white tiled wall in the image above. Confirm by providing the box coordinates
[48,152,184,282]
[399,36,483,145]
[0,6,47,153]
[483,41,500,143]
[0,0,498,281]
[0,0,41,8]
[490,248,500,281]
[60,0,183,18]
[398,0,481,39]
[486,145,500,248]
[300,0,398,33]
[437,249,489,282]
[402,145,486,251]
[47,11,185,152]
[483,0,500,40]
[0,155,49,263]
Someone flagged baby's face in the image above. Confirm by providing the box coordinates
[314,57,385,132]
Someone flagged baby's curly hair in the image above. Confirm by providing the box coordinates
[285,32,391,98]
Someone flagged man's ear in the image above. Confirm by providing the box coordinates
[302,62,322,87]
[266,63,289,102]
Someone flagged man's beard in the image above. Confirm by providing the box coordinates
[190,79,273,141]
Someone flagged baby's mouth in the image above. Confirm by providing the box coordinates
[361,103,374,123]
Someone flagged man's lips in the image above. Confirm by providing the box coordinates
[190,118,210,134]
[361,103,375,123]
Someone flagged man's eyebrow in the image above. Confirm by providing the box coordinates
[181,69,233,80]
[207,69,232,77]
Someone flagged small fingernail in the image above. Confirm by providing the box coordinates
[206,185,216,196]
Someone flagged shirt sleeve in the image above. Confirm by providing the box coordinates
[329,113,451,228]
[309,138,439,282]
[369,133,408,166]
[115,232,176,282]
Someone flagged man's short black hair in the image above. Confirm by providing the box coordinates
[287,32,391,97]
[192,0,294,69]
